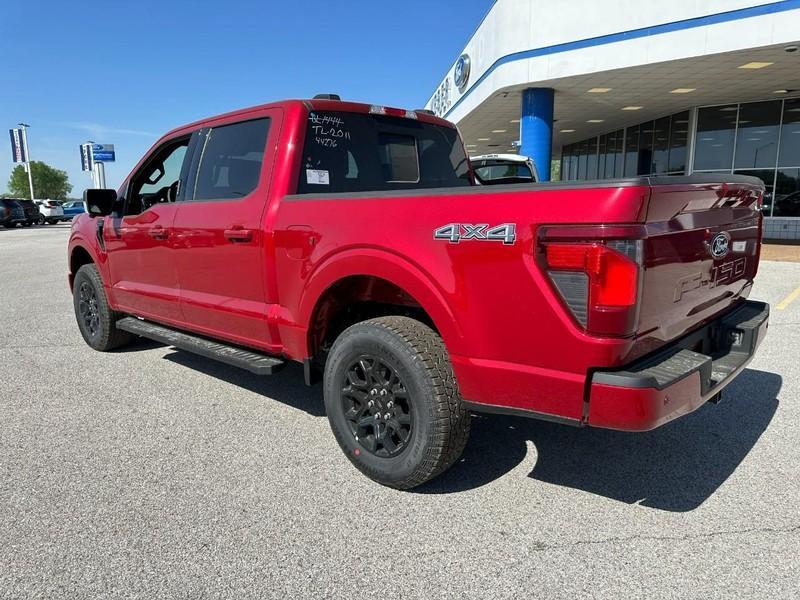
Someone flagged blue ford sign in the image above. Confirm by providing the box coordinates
[91,143,115,162]
[454,54,471,92]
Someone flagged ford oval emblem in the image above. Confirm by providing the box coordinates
[454,54,471,92]
[710,232,730,259]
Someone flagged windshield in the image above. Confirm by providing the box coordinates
[473,162,534,183]
[296,111,471,194]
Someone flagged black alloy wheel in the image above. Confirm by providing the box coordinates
[341,355,413,458]
[77,281,101,340]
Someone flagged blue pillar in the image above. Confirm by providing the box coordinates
[520,88,554,181]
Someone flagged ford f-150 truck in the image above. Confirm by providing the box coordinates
[69,96,769,489]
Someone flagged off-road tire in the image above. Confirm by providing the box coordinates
[324,316,470,489]
[73,264,134,351]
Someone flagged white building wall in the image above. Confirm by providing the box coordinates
[426,0,800,122]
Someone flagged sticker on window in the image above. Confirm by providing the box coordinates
[306,169,330,185]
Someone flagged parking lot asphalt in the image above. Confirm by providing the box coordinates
[1,224,798,599]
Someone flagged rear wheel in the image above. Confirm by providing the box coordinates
[324,316,470,489]
[73,264,134,351]
[37,215,45,225]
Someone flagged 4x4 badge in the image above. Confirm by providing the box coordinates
[434,223,516,245]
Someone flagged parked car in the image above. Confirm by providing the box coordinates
[1,199,27,228]
[35,199,66,224]
[470,153,539,185]
[69,96,769,490]
[17,199,41,226]
[61,200,86,219]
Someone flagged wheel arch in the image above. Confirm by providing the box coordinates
[296,249,463,361]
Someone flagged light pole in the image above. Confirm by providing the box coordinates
[18,123,35,200]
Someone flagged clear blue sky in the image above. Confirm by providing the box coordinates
[0,0,490,195]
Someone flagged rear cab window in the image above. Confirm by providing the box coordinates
[472,160,534,184]
[296,111,471,194]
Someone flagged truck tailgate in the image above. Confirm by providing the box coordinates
[636,176,763,354]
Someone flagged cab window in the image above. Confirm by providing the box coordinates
[191,118,270,202]
[296,111,470,194]
[126,138,190,215]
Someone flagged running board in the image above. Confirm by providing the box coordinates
[116,317,286,375]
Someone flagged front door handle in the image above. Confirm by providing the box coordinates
[148,226,169,240]
[224,228,254,242]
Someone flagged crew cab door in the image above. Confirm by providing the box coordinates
[104,133,195,322]
[171,111,280,351]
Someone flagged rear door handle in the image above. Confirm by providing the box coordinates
[148,226,169,240]
[224,228,254,242]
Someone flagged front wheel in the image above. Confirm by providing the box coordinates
[37,215,45,225]
[73,264,134,351]
[324,316,470,490]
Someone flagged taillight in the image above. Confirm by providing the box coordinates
[538,227,644,337]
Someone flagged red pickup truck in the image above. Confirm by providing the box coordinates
[69,96,769,489]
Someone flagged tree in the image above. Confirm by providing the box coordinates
[8,161,72,199]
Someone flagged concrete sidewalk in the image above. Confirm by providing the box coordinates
[761,243,800,263]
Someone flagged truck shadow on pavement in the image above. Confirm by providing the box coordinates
[148,346,779,511]
[161,350,326,417]
[417,368,781,511]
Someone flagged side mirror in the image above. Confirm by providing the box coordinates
[83,189,117,217]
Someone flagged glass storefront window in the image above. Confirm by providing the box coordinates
[597,134,608,179]
[778,98,800,168]
[638,122,654,175]
[651,117,670,174]
[734,169,775,216]
[612,129,625,177]
[668,111,689,173]
[560,144,572,180]
[576,140,588,179]
[734,100,782,169]
[774,168,800,217]
[608,129,624,178]
[567,144,578,180]
[694,105,737,171]
[624,125,639,176]
[585,137,598,180]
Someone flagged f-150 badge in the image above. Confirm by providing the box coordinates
[434,223,516,245]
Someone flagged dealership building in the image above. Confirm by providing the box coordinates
[425,0,800,239]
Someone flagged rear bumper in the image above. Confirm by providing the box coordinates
[588,300,769,431]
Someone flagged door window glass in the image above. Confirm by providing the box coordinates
[192,118,270,201]
[127,139,189,215]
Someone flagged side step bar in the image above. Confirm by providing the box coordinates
[116,317,286,375]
